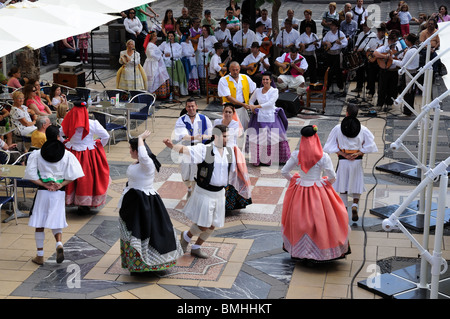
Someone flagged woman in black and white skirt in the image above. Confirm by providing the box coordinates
[119,130,183,272]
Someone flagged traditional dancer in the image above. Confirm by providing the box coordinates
[60,101,110,213]
[164,125,235,259]
[119,130,183,272]
[281,125,350,263]
[25,125,84,265]
[323,104,378,222]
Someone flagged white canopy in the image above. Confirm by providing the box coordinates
[0,0,155,58]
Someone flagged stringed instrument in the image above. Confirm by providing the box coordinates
[324,37,344,52]
[278,57,303,75]
[301,37,322,51]
[246,54,270,75]
[377,47,407,69]
[218,50,233,77]
[260,36,272,55]
[366,49,376,63]
[190,34,201,51]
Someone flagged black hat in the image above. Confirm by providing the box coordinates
[340,116,361,138]
[41,125,66,163]
[301,125,318,137]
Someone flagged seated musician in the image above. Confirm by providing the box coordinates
[274,46,308,101]
[373,31,402,111]
[296,21,321,83]
[275,19,300,53]
[209,42,228,84]
[215,19,233,61]
[352,22,376,94]
[232,18,255,64]
[254,21,272,53]
[322,19,348,96]
[241,42,270,87]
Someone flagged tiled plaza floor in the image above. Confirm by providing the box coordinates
[1,46,450,301]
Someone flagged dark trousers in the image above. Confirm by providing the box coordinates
[326,53,343,90]
[303,54,318,83]
[356,61,378,95]
[377,69,398,107]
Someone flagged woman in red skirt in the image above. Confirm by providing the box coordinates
[281,125,350,263]
[60,102,110,213]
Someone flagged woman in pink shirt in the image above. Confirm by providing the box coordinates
[7,67,24,89]
[23,84,52,116]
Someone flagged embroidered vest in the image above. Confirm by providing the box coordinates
[222,75,250,104]
[284,54,303,77]
[183,114,208,145]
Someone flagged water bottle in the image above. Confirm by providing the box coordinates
[5,117,9,131]
[87,95,92,106]
[169,92,173,101]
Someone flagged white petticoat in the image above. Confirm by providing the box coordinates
[333,159,366,195]
[28,190,68,229]
[183,185,225,228]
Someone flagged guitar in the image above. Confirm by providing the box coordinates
[218,50,233,77]
[190,34,201,51]
[246,54,270,75]
[278,57,303,75]
[377,47,407,69]
[324,37,344,52]
[300,37,322,52]
[260,36,272,55]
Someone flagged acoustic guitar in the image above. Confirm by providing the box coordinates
[376,47,407,69]
[324,37,344,52]
[260,36,272,55]
[300,37,321,52]
[278,57,303,75]
[218,50,233,77]
[246,54,270,75]
[190,34,201,51]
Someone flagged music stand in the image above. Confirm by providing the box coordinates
[85,27,105,88]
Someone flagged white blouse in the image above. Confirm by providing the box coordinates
[323,124,378,155]
[24,150,84,183]
[10,105,37,135]
[281,150,336,187]
[249,87,279,122]
[159,41,183,67]
[124,145,157,196]
[62,119,110,151]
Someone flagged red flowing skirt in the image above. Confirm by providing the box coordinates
[281,173,349,261]
[65,139,110,207]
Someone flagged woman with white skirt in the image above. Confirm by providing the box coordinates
[163,124,235,259]
[25,125,84,265]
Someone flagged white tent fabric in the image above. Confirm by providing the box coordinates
[437,21,450,90]
[0,0,154,58]
[41,0,155,14]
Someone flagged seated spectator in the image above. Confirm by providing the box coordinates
[0,58,7,85]
[31,116,51,149]
[161,9,176,41]
[10,91,37,138]
[30,79,52,106]
[7,67,26,89]
[50,83,69,113]
[0,102,13,145]
[23,84,52,117]
[59,36,79,61]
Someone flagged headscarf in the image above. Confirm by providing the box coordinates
[298,125,323,174]
[61,102,90,140]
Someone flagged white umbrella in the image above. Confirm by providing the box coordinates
[0,0,118,57]
[40,0,156,14]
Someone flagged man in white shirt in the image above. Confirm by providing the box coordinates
[276,19,300,52]
[241,42,270,86]
[296,21,321,83]
[373,31,402,110]
[392,33,419,115]
[173,98,213,198]
[218,62,257,130]
[255,8,272,37]
[215,19,233,61]
[232,19,256,64]
[274,46,308,99]
[352,22,376,93]
[352,0,368,32]
[322,19,348,95]
[209,43,228,84]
